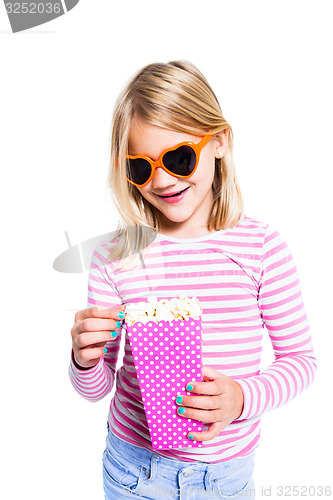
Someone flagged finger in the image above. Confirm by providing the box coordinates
[175,394,220,410]
[75,346,106,367]
[75,317,123,335]
[176,406,222,423]
[185,379,225,396]
[187,422,226,442]
[202,366,227,380]
[74,330,118,348]
[75,304,125,323]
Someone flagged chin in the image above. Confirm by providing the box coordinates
[160,207,192,220]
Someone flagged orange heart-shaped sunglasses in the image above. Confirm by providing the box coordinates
[125,133,214,187]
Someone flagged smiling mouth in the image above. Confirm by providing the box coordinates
[158,187,190,198]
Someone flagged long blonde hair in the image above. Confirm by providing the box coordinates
[106,60,244,270]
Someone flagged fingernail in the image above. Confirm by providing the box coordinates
[111,331,117,338]
[178,407,185,414]
[118,311,125,319]
[103,347,108,353]
[186,383,194,391]
[116,321,121,329]
[176,396,183,405]
[188,434,194,440]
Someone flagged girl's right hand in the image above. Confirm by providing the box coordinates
[71,304,126,369]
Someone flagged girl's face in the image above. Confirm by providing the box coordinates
[128,117,229,237]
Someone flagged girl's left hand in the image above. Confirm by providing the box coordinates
[175,366,244,442]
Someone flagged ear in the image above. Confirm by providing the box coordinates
[213,129,229,159]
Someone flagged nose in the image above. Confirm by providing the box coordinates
[151,165,178,190]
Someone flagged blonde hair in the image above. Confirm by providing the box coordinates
[107,60,244,270]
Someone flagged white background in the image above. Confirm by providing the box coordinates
[1,1,332,498]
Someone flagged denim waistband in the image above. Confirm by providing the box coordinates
[107,428,254,475]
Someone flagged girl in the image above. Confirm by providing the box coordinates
[69,60,317,499]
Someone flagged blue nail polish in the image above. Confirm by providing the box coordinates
[116,321,121,329]
[103,347,107,353]
[178,407,185,414]
[111,331,117,338]
[188,434,194,440]
[176,396,183,404]
[118,311,125,319]
[187,384,194,391]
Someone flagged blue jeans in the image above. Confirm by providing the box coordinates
[103,425,256,499]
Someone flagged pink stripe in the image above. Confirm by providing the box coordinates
[110,421,152,448]
[92,249,113,266]
[259,278,299,299]
[88,284,117,298]
[70,373,110,395]
[117,272,258,290]
[252,379,262,416]
[262,237,286,260]
[221,434,260,461]
[202,311,260,322]
[292,353,316,387]
[204,304,259,314]
[204,335,263,346]
[88,297,121,307]
[204,347,262,357]
[263,301,304,321]
[70,378,110,400]
[212,426,256,447]
[265,264,297,286]
[273,337,312,351]
[117,384,143,403]
[261,377,272,413]
[159,238,263,249]
[241,379,254,418]
[264,372,284,408]
[233,371,260,379]
[264,313,307,331]
[204,359,260,369]
[202,324,262,333]
[269,366,291,403]
[264,256,294,280]
[269,325,309,341]
[260,289,302,309]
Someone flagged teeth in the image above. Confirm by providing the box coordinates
[164,187,187,198]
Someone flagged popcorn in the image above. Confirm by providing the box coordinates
[125,295,202,326]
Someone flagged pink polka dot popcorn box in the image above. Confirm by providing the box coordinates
[125,296,204,450]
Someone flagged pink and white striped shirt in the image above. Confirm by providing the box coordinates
[69,215,317,463]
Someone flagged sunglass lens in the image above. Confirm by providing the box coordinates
[126,158,152,186]
[163,146,196,176]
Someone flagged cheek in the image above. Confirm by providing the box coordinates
[194,158,215,186]
[136,186,148,198]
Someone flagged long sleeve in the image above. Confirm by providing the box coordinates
[68,240,123,402]
[236,224,317,420]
